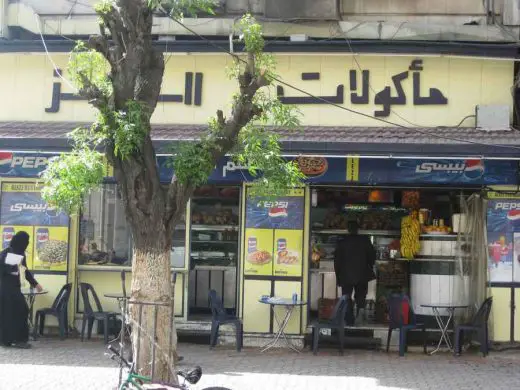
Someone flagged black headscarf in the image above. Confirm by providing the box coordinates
[9,231,30,255]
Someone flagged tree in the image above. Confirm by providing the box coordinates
[41,0,304,382]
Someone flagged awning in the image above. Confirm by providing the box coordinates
[1,121,520,159]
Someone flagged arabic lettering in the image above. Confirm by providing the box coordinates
[411,60,448,106]
[415,162,466,174]
[277,71,344,104]
[350,70,369,104]
[10,203,56,213]
[374,71,408,117]
[46,69,204,113]
[277,59,448,118]
[222,161,249,178]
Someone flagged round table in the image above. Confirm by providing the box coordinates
[421,303,468,354]
[259,297,307,353]
[22,289,48,340]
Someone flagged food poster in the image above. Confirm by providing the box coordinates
[245,189,305,230]
[244,228,274,276]
[33,226,69,271]
[273,229,303,277]
[0,183,69,272]
[486,194,520,283]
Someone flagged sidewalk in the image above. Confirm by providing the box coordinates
[1,339,520,390]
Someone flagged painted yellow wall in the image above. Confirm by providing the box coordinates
[77,269,185,317]
[490,287,511,342]
[242,280,271,333]
[0,53,512,127]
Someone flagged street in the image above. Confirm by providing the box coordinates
[1,339,520,390]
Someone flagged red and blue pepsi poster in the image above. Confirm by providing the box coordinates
[486,192,520,283]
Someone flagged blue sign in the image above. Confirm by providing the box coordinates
[245,196,305,229]
[0,186,69,227]
[1,151,518,186]
[352,158,518,186]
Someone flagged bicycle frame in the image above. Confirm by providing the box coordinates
[120,372,152,390]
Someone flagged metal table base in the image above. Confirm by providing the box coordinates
[261,305,301,353]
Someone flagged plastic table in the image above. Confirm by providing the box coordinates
[259,297,307,353]
[421,303,468,354]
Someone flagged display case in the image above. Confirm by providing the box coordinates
[185,186,241,315]
[308,189,406,317]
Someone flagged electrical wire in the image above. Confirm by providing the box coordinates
[169,16,520,151]
[34,14,78,92]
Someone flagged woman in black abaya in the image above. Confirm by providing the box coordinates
[0,231,43,348]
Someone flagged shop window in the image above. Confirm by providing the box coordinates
[79,184,132,267]
[78,184,188,268]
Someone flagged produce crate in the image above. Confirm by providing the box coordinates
[318,298,338,320]
[375,261,409,323]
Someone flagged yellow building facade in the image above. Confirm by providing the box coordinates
[1,51,520,346]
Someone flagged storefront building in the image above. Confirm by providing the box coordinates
[1,49,520,345]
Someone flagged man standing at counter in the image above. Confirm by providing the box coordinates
[334,220,376,326]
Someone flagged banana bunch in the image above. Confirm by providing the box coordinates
[400,211,421,260]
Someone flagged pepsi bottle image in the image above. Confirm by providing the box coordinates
[2,227,15,249]
[36,227,50,250]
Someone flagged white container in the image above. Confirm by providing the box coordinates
[452,214,467,233]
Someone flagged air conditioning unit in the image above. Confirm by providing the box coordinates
[265,0,339,20]
[475,105,510,131]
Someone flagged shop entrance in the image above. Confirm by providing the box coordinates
[183,185,241,321]
[308,186,474,327]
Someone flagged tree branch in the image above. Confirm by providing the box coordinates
[77,73,110,111]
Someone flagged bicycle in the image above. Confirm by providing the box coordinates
[106,344,202,390]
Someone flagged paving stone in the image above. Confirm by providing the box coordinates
[1,339,520,390]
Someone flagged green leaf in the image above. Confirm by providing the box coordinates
[68,41,112,97]
[40,148,105,214]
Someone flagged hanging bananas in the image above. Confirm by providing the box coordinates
[400,211,421,260]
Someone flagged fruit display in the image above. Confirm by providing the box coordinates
[400,211,421,259]
[311,244,325,265]
[401,191,420,209]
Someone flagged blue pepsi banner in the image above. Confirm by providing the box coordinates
[346,157,518,186]
[0,183,69,227]
[1,151,518,186]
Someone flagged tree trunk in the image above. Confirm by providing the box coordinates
[130,222,178,383]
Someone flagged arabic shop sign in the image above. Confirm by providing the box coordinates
[46,69,204,113]
[45,59,447,118]
[2,152,518,185]
[276,59,447,118]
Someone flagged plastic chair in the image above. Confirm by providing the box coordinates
[209,289,243,352]
[34,283,72,340]
[80,283,118,344]
[310,295,349,355]
[454,297,493,357]
[386,294,427,356]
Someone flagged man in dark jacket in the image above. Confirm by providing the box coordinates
[334,220,376,325]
